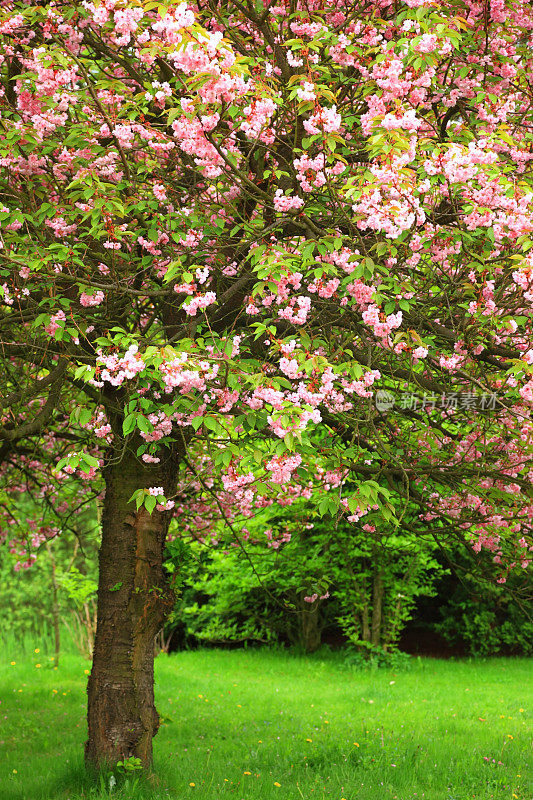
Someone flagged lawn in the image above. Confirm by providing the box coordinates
[0,647,530,800]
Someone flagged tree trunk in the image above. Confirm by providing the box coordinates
[85,448,179,769]
[361,602,371,643]
[371,569,384,647]
[297,593,321,653]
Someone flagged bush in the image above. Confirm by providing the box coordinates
[435,578,533,656]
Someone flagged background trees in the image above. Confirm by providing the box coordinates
[3,512,531,663]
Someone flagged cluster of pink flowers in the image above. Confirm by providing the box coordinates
[80,291,105,307]
[159,353,219,394]
[293,153,325,190]
[303,105,342,135]
[381,109,422,132]
[94,345,145,388]
[94,422,112,439]
[140,412,173,442]
[240,98,277,143]
[264,528,291,550]
[45,310,66,337]
[345,279,376,305]
[178,229,203,249]
[273,190,304,213]
[267,407,322,439]
[296,82,316,102]
[142,454,161,464]
[341,369,381,398]
[151,4,195,41]
[113,6,143,45]
[265,454,302,485]
[304,591,330,604]
[221,469,255,492]
[279,357,300,379]
[308,277,339,298]
[362,305,403,341]
[277,295,312,325]
[183,291,217,316]
[156,499,175,511]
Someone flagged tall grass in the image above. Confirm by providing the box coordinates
[0,647,530,800]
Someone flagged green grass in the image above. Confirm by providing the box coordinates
[0,646,531,800]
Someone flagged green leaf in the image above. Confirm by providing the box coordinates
[123,413,137,435]
[145,494,157,515]
[136,415,152,434]
[78,408,92,425]
[284,432,295,451]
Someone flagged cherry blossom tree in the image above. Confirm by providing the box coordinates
[1,0,533,770]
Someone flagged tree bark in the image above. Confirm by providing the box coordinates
[297,593,321,653]
[85,446,179,769]
[361,602,371,643]
[371,569,384,647]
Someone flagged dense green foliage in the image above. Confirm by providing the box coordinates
[0,511,99,658]
[2,516,531,659]
[163,509,530,657]
[177,548,532,657]
[434,573,533,657]
[178,518,443,654]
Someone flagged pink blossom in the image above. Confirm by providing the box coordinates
[273,190,304,212]
[183,291,217,316]
[80,291,105,307]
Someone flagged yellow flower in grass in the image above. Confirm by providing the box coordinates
[35,664,41,669]
[34,648,40,654]
[274,782,281,787]
[189,782,195,787]
[243,771,251,775]
[10,662,15,666]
